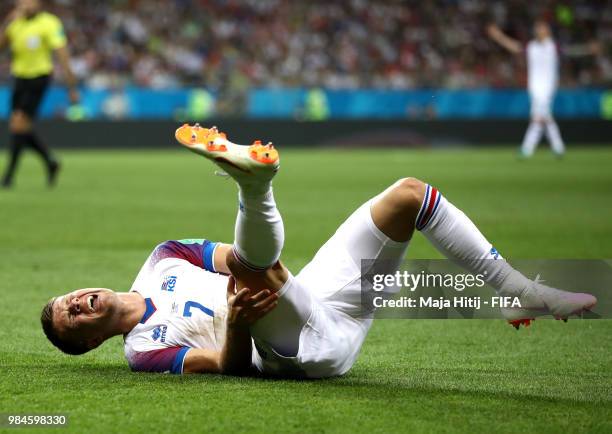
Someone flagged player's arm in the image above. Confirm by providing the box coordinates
[487,24,523,54]
[46,15,79,103]
[183,277,278,374]
[562,41,601,57]
[55,46,78,102]
[182,324,251,374]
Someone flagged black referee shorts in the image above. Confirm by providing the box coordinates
[11,74,51,119]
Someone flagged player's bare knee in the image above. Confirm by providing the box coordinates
[9,112,31,134]
[391,177,426,212]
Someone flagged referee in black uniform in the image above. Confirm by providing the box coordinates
[0,0,78,188]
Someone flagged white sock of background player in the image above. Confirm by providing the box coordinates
[544,119,565,155]
[233,181,284,270]
[520,121,543,157]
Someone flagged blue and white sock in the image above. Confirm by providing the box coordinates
[417,185,531,295]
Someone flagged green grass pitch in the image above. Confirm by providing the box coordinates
[1,147,611,434]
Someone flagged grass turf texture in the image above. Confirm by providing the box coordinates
[1,147,611,434]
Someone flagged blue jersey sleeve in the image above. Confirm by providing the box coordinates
[152,239,219,273]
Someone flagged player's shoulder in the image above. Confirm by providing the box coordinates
[5,15,25,33]
[37,11,61,22]
[150,239,220,273]
[149,240,198,268]
[36,11,63,28]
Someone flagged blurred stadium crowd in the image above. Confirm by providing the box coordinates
[1,0,610,92]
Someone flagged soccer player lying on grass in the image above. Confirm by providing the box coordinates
[41,125,597,377]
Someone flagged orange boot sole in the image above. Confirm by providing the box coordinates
[248,140,279,165]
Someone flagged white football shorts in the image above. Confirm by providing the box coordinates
[251,196,409,378]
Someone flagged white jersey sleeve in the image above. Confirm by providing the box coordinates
[123,239,229,374]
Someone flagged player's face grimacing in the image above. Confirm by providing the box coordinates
[52,288,119,350]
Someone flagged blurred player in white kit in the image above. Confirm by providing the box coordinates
[488,21,565,157]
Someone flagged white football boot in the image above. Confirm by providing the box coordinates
[501,282,597,329]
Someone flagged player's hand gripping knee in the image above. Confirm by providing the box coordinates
[226,276,278,327]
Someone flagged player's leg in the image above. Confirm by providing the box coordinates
[3,76,59,187]
[295,180,414,317]
[28,131,60,184]
[176,124,283,270]
[226,252,313,358]
[2,80,28,187]
[12,111,57,172]
[222,183,309,358]
[541,94,565,156]
[176,125,310,358]
[536,92,565,156]
[374,178,596,325]
[520,121,543,157]
[371,178,511,284]
[23,76,60,185]
[520,94,544,157]
[369,177,425,242]
[232,170,284,271]
[219,151,306,358]
[1,122,25,188]
[544,118,565,156]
